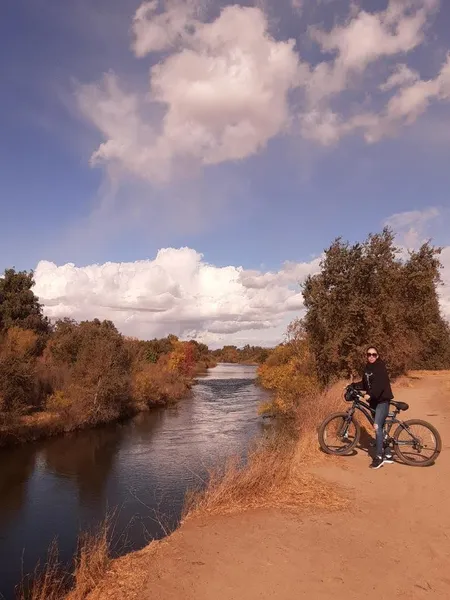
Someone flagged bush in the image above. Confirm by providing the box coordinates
[0,355,38,413]
[258,320,319,417]
[131,362,189,407]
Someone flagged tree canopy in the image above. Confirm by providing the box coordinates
[302,228,450,382]
[0,269,49,334]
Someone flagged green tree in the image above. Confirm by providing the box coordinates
[45,319,132,423]
[402,244,450,369]
[302,228,450,383]
[0,269,49,334]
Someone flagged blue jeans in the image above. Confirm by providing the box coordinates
[374,402,390,457]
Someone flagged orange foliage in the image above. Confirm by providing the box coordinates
[258,326,319,417]
[1,327,39,358]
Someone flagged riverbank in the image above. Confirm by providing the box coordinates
[74,371,449,600]
[2,364,268,600]
[0,384,189,449]
[0,317,218,449]
[0,361,216,448]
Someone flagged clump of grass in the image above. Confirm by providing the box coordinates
[184,382,354,520]
[17,541,68,600]
[184,419,347,519]
[292,381,347,461]
[17,520,111,600]
[67,524,111,600]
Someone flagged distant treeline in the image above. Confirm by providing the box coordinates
[210,345,270,364]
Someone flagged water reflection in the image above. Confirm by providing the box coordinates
[42,426,126,507]
[0,445,37,528]
[0,364,270,600]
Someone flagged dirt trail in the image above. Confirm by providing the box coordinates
[89,372,450,600]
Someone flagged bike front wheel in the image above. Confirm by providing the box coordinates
[318,412,360,455]
[393,419,442,467]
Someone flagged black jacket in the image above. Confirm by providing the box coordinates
[355,358,393,405]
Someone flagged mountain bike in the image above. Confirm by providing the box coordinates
[318,384,442,467]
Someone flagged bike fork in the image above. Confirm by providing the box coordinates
[339,413,354,438]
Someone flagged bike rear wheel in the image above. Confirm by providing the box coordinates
[393,419,442,467]
[318,412,360,455]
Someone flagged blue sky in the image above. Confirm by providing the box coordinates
[2,0,450,344]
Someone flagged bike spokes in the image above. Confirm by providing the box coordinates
[323,415,358,453]
[395,423,438,464]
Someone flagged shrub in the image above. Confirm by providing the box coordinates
[131,362,189,407]
[0,355,40,413]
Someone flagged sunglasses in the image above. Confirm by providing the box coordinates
[367,352,378,358]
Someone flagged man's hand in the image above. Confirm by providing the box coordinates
[362,394,371,402]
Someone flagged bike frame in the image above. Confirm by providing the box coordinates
[345,398,417,447]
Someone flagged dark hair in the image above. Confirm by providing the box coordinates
[366,346,379,356]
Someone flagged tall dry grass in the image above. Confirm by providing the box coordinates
[17,520,111,600]
[294,380,348,460]
[184,382,350,520]
[17,542,67,600]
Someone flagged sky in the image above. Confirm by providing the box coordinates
[2,0,450,347]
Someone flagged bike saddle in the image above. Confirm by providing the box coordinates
[391,400,409,411]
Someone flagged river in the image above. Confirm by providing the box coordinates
[0,364,271,599]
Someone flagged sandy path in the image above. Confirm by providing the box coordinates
[90,372,450,600]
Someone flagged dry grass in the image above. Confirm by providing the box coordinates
[17,521,111,600]
[17,383,355,598]
[66,525,111,600]
[184,383,350,519]
[17,541,68,600]
[293,381,346,461]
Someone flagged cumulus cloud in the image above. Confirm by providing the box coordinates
[302,52,450,145]
[308,0,437,99]
[32,213,450,345]
[78,3,302,182]
[379,64,420,92]
[33,248,320,346]
[132,0,201,56]
[385,206,440,248]
[75,0,450,200]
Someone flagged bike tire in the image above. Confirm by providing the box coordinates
[393,419,442,467]
[318,412,360,455]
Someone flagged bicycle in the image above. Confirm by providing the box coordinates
[318,384,442,467]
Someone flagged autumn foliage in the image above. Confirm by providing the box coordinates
[0,270,215,444]
[258,319,318,416]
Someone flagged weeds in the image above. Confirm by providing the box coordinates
[17,520,111,600]
[184,386,349,520]
[17,541,68,600]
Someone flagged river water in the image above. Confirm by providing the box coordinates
[0,364,271,599]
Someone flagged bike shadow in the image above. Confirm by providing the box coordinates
[357,427,374,456]
[318,427,375,458]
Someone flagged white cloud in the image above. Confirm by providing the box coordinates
[132,0,198,56]
[33,248,320,347]
[307,0,438,102]
[78,3,302,182]
[76,0,450,198]
[384,207,440,248]
[379,64,420,91]
[302,52,450,145]
[32,237,450,345]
